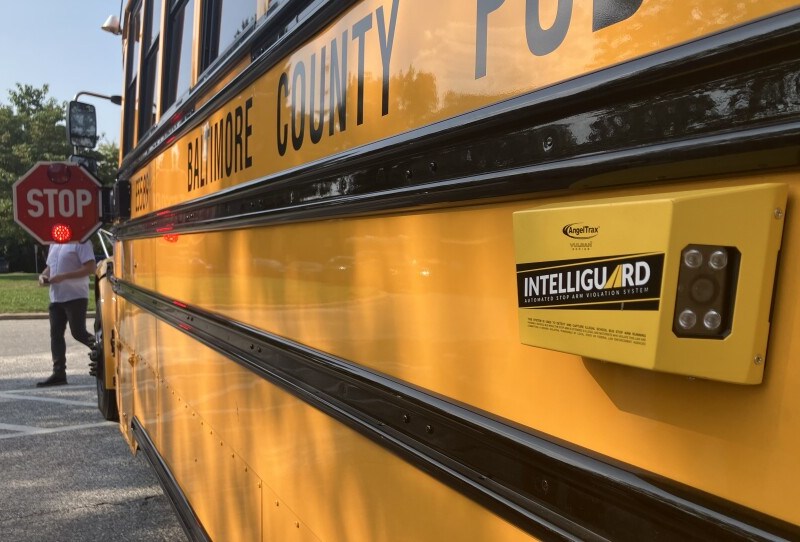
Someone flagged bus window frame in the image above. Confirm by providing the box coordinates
[122,1,144,155]
[138,0,165,139]
[161,0,198,116]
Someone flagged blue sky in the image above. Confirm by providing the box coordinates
[0,1,123,143]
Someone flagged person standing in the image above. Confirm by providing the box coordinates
[37,241,96,387]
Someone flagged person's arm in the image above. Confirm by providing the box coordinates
[38,265,51,286]
[48,260,95,284]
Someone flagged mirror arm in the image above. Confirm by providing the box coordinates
[73,91,122,106]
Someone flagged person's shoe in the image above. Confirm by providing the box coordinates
[88,347,100,377]
[36,373,67,387]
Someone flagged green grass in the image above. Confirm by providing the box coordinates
[0,273,95,313]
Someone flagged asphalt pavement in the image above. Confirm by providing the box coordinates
[0,318,188,542]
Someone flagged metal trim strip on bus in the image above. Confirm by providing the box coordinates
[117,7,800,183]
[113,278,800,542]
[112,57,800,239]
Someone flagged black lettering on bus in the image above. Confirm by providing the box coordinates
[235,104,244,172]
[352,14,373,126]
[309,49,326,144]
[377,0,399,116]
[291,61,307,151]
[225,112,233,177]
[187,140,193,191]
[329,30,348,135]
[525,0,572,56]
[193,136,201,188]
[208,139,212,184]
[202,128,210,186]
[593,0,643,31]
[245,98,253,168]
[475,0,504,79]
[277,72,289,156]
[476,0,643,79]
[213,121,223,180]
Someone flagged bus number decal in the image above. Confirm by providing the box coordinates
[133,171,151,213]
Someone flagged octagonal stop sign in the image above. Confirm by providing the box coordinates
[12,162,102,244]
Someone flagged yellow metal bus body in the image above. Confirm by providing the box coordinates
[100,0,800,540]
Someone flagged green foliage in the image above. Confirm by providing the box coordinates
[0,273,95,314]
[0,84,119,272]
[0,273,51,313]
[94,140,120,185]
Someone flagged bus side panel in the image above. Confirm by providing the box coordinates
[151,318,537,542]
[146,172,800,525]
[156,321,264,542]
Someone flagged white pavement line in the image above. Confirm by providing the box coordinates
[0,390,97,407]
[5,385,96,391]
[0,422,41,433]
[0,421,116,440]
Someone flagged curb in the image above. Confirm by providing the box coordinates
[0,313,96,321]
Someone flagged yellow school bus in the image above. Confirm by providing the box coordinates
[83,0,800,539]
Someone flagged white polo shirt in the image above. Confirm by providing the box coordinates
[46,242,95,303]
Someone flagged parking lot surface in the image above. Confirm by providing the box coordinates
[0,318,188,541]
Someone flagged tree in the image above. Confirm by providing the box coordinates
[0,84,73,272]
[86,139,120,185]
[0,84,119,272]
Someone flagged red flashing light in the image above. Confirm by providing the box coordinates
[51,223,73,243]
[47,163,71,184]
[163,233,180,243]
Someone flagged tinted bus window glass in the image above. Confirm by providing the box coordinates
[127,9,142,84]
[123,4,143,154]
[139,0,163,135]
[163,0,195,111]
[150,0,163,46]
[218,0,255,54]
[201,0,255,70]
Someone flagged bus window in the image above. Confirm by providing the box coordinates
[138,0,163,137]
[122,3,142,154]
[163,0,196,113]
[201,0,257,71]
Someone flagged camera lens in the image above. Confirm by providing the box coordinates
[678,309,697,330]
[683,249,703,269]
[709,250,728,270]
[690,277,716,304]
[704,310,722,330]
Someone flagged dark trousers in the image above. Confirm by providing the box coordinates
[49,298,94,374]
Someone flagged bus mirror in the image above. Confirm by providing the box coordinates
[68,154,98,175]
[67,101,98,149]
